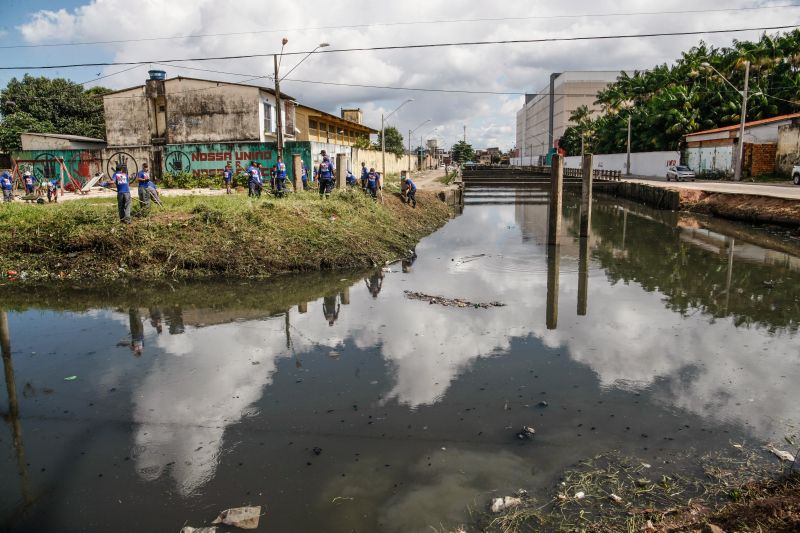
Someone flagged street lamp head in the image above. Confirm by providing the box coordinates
[318,42,330,48]
[282,37,289,45]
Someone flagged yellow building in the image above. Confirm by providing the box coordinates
[294,105,377,147]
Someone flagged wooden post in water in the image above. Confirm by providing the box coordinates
[298,302,308,314]
[340,287,350,305]
[335,154,347,189]
[546,244,560,330]
[580,154,593,238]
[292,154,303,192]
[547,154,563,246]
[577,237,589,316]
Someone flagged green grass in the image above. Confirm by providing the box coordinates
[0,188,450,281]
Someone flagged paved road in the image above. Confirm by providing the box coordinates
[626,176,800,200]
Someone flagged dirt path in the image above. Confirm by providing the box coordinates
[408,168,450,192]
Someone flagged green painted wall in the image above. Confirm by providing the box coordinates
[12,149,103,185]
[164,141,313,179]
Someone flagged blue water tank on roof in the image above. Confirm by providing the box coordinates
[148,70,166,81]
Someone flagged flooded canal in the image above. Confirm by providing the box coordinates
[2,189,799,532]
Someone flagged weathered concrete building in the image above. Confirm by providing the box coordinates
[776,119,800,176]
[294,104,377,168]
[684,113,800,177]
[515,71,620,164]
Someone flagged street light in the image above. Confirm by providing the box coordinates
[274,40,330,159]
[701,60,751,181]
[381,98,414,179]
[408,119,431,173]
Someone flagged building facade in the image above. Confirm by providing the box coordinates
[515,71,620,164]
[684,113,800,177]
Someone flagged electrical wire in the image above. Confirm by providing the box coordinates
[2,24,799,70]
[3,4,799,50]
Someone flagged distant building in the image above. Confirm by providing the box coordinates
[294,104,377,148]
[515,71,621,164]
[684,112,800,177]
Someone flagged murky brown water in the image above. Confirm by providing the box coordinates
[2,189,799,532]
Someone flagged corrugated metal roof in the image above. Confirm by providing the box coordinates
[21,132,105,142]
[685,112,800,137]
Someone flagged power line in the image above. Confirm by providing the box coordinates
[2,24,799,71]
[79,64,144,85]
[4,4,800,50]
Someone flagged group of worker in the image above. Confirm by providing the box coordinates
[111,163,160,224]
[1,169,63,204]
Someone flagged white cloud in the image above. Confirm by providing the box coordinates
[15,0,796,149]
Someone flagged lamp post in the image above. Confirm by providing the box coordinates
[381,98,413,179]
[274,40,330,159]
[408,119,431,173]
[701,60,750,181]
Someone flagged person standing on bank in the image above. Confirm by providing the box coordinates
[223,163,233,194]
[136,163,151,210]
[366,168,379,200]
[316,156,334,198]
[1,171,13,202]
[275,156,287,197]
[247,161,259,198]
[360,162,369,192]
[301,163,309,191]
[113,165,132,223]
[23,171,35,195]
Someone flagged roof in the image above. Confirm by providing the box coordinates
[103,76,295,100]
[685,113,800,138]
[297,103,379,133]
[21,132,105,143]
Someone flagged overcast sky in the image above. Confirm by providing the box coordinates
[1,0,798,149]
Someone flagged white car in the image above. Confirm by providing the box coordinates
[793,165,800,186]
[666,165,696,182]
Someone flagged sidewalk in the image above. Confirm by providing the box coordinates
[625,176,800,201]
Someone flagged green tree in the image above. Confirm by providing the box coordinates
[353,136,372,150]
[451,140,475,163]
[375,126,405,157]
[0,75,111,151]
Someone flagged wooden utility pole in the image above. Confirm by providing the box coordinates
[546,245,560,330]
[292,154,303,192]
[580,154,592,238]
[547,154,563,246]
[626,115,632,176]
[734,61,750,181]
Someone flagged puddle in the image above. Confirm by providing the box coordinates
[1,191,799,532]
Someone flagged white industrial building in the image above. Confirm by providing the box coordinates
[514,71,621,164]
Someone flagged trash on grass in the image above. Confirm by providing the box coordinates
[404,290,504,309]
[211,506,261,530]
[490,496,522,513]
[575,491,585,499]
[609,493,623,503]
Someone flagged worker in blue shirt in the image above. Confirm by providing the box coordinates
[366,168,379,199]
[22,171,35,195]
[360,162,369,192]
[346,169,357,187]
[274,156,287,197]
[46,178,59,203]
[136,163,151,210]
[246,161,261,198]
[1,171,13,202]
[113,165,132,223]
[316,156,334,198]
[403,176,417,207]
[223,163,233,194]
[301,164,309,190]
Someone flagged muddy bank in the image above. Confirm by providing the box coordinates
[680,190,800,227]
[0,190,450,282]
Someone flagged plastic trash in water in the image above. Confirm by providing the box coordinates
[64,376,77,381]
[490,496,522,513]
[211,506,261,530]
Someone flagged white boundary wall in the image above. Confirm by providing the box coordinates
[563,151,679,177]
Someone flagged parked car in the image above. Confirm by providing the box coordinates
[666,165,696,182]
[793,165,800,186]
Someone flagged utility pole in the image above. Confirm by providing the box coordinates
[381,113,386,180]
[408,129,412,173]
[626,114,632,176]
[734,60,750,182]
[463,125,466,143]
[274,54,284,160]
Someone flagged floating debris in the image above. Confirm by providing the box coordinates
[491,496,522,513]
[211,506,261,530]
[180,528,217,533]
[404,291,504,309]
[764,445,795,462]
[516,426,536,440]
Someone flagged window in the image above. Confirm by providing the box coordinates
[309,119,318,131]
[263,101,273,134]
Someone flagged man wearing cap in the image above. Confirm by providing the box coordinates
[23,171,35,195]
[1,171,13,203]
[136,163,151,210]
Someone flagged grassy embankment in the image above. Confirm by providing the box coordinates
[0,187,450,281]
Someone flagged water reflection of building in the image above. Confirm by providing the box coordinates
[128,308,144,356]
[365,271,384,298]
[323,295,340,326]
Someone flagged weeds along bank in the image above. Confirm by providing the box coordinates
[0,189,450,281]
